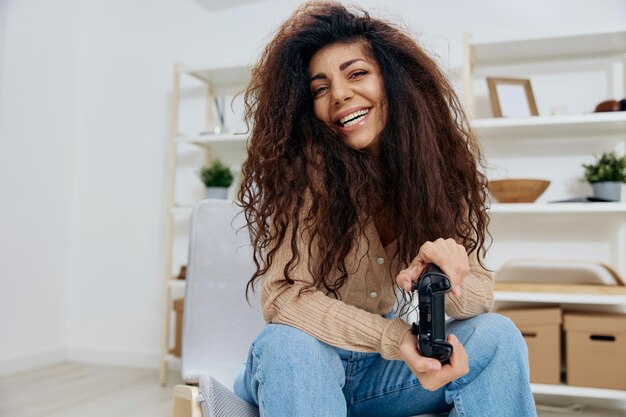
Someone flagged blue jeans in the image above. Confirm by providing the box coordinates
[233,313,537,417]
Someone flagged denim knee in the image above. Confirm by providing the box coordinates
[463,312,528,365]
[446,313,535,416]
[489,312,527,356]
[251,324,345,384]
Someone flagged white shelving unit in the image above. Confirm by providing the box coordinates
[176,133,249,147]
[532,383,626,401]
[464,29,626,409]
[472,112,626,138]
[494,280,626,304]
[169,280,187,291]
[160,63,251,384]
[467,30,626,66]
[490,202,626,214]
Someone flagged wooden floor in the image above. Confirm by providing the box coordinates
[0,362,183,417]
[1,362,624,417]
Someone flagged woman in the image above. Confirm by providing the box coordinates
[234,2,536,416]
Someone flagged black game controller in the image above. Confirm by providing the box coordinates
[411,264,453,364]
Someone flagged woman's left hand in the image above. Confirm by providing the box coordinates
[396,238,469,296]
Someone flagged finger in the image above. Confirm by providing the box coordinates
[447,334,459,367]
[417,241,452,277]
[454,245,470,280]
[396,262,424,292]
[413,262,427,281]
[435,263,461,295]
[451,284,462,296]
[423,240,469,280]
[416,241,437,265]
[448,334,466,352]
[396,269,415,292]
[429,363,457,382]
[412,355,442,373]
[440,263,467,296]
[395,270,409,291]
[445,238,459,251]
[447,334,468,371]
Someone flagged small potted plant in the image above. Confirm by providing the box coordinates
[198,159,234,199]
[582,151,626,201]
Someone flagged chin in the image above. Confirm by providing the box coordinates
[346,137,379,153]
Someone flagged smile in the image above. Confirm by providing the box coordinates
[334,108,373,133]
[339,108,369,127]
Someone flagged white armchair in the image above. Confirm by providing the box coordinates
[171,199,447,417]
[172,199,263,417]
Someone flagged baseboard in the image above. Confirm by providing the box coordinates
[0,347,66,377]
[66,346,160,369]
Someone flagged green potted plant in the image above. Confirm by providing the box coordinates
[582,151,626,201]
[198,159,234,199]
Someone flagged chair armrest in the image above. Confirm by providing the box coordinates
[172,385,202,417]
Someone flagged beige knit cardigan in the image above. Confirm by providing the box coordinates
[261,215,494,360]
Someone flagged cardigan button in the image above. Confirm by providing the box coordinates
[376,257,384,265]
[369,291,378,298]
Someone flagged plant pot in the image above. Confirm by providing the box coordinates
[591,181,622,202]
[206,186,229,199]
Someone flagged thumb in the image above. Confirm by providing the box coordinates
[447,334,461,366]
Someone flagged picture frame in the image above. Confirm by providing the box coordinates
[486,77,538,118]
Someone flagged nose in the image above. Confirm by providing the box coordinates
[331,80,352,105]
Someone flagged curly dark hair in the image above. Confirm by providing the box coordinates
[237,1,490,299]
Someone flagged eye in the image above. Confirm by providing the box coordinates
[349,70,368,79]
[312,85,328,98]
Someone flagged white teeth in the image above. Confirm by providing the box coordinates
[339,109,369,126]
[343,114,367,127]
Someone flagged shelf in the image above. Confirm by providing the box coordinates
[470,29,626,65]
[495,282,626,305]
[495,291,626,305]
[176,133,249,148]
[165,353,181,364]
[471,112,626,138]
[489,202,626,215]
[172,201,239,215]
[183,65,251,86]
[171,204,194,215]
[532,383,626,401]
[169,279,186,291]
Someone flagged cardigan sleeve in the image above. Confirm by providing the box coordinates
[260,221,412,360]
[445,249,495,319]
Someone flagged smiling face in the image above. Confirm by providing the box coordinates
[308,41,387,155]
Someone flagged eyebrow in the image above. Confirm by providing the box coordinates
[310,58,367,82]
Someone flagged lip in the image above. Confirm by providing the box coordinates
[338,108,372,133]
[333,106,371,124]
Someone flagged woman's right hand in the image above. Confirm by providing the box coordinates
[398,332,469,392]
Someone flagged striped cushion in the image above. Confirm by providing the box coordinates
[199,375,259,417]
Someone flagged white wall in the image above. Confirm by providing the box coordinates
[1,0,625,373]
[0,0,80,374]
[64,0,290,367]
